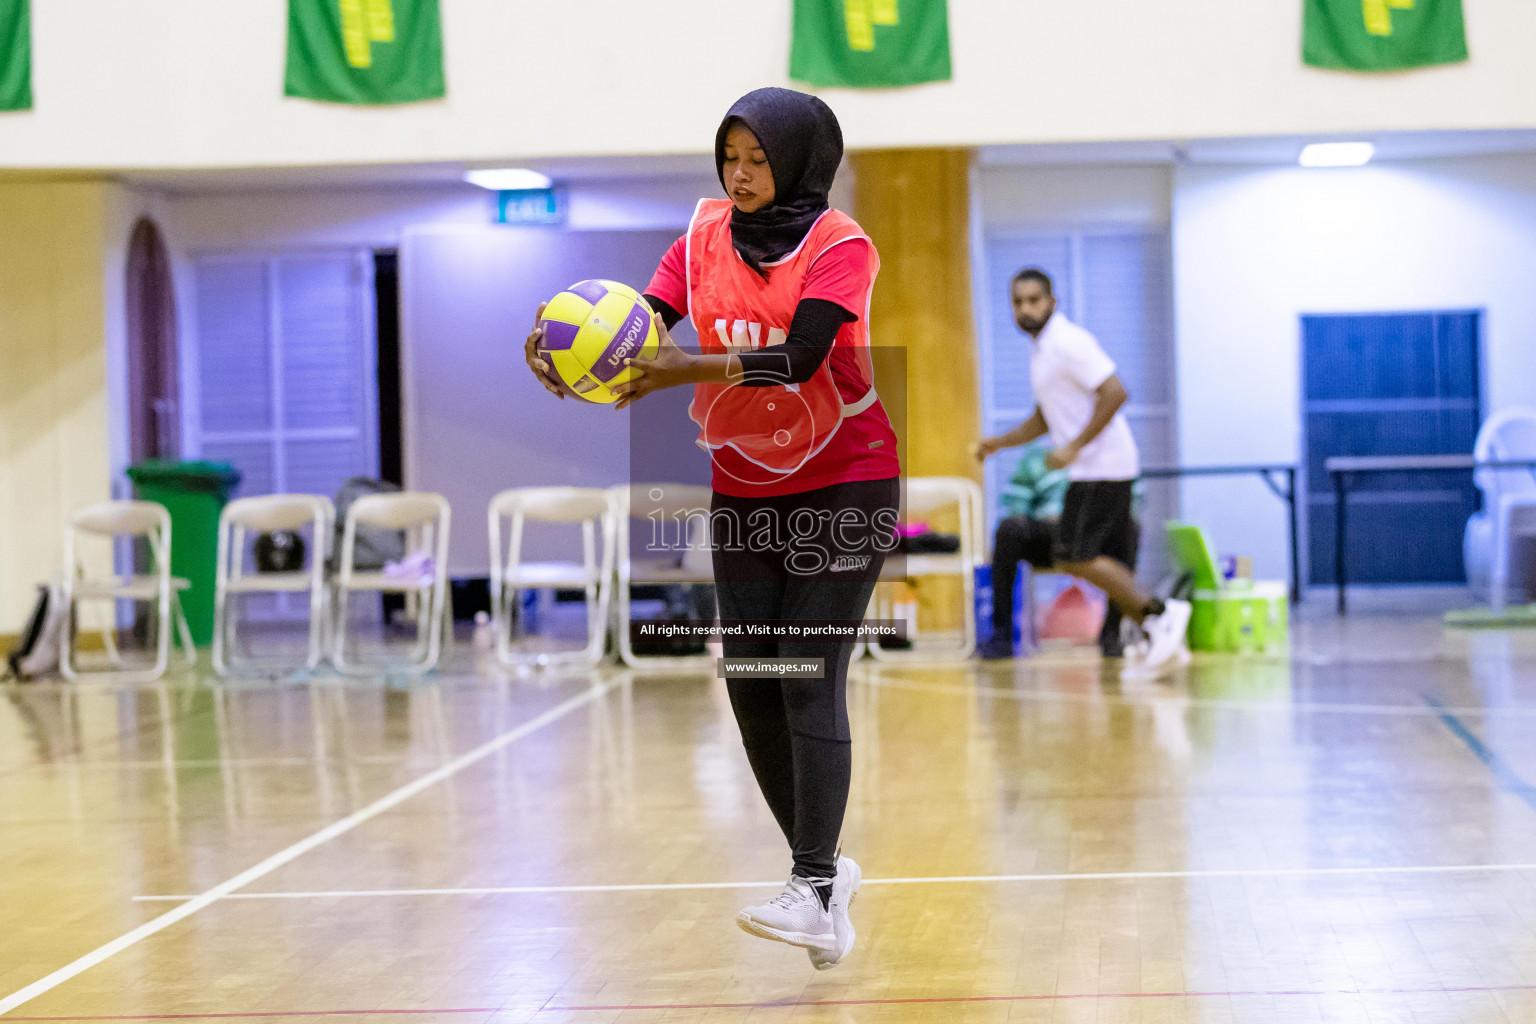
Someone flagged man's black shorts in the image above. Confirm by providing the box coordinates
[1053,480,1138,566]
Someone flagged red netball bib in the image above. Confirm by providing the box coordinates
[685,199,879,487]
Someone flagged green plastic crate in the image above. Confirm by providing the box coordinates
[1167,523,1289,653]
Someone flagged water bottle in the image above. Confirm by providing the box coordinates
[974,565,994,645]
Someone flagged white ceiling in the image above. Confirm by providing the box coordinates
[118,129,1536,195]
[979,129,1536,167]
[123,152,717,195]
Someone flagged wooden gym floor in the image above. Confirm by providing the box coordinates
[5,606,1536,1023]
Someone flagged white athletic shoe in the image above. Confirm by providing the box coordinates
[1121,640,1193,680]
[1122,600,1191,680]
[1123,637,1147,668]
[807,856,862,970]
[737,875,835,951]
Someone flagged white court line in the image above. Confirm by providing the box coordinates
[131,861,1536,902]
[865,673,1536,719]
[16,756,458,771]
[0,680,615,1017]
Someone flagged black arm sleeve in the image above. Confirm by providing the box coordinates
[642,294,684,331]
[735,298,856,387]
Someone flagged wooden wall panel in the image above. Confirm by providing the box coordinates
[852,149,980,634]
[852,148,980,482]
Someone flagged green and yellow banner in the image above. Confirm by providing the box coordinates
[285,0,444,105]
[1303,0,1467,71]
[791,0,951,88]
[0,0,31,112]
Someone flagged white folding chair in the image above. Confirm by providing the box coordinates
[60,500,195,684]
[331,491,451,676]
[867,476,986,662]
[489,487,615,670]
[610,483,717,670]
[1473,408,1536,610]
[213,494,334,676]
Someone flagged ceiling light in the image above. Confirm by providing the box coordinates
[464,168,553,191]
[1298,142,1375,168]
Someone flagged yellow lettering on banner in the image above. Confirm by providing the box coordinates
[339,0,395,68]
[366,0,395,43]
[845,0,875,51]
[340,0,372,67]
[1363,0,1414,37]
[871,0,898,27]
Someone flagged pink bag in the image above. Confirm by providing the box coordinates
[1040,583,1105,643]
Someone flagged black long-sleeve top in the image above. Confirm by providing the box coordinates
[642,294,855,387]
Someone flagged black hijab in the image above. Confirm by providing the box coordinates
[714,87,844,277]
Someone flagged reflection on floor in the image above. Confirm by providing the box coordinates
[4,602,1536,1022]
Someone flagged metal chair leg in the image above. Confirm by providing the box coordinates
[172,593,196,668]
[100,602,123,668]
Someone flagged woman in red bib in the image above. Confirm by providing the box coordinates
[527,88,898,969]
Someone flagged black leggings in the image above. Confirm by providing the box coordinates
[711,476,899,882]
[990,515,1058,640]
[991,513,1139,652]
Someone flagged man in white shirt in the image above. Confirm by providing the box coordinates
[973,268,1189,676]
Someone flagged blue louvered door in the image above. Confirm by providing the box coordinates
[192,249,379,616]
[1303,311,1481,585]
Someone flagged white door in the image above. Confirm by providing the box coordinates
[191,249,379,497]
[190,249,379,616]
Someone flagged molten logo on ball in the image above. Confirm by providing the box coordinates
[537,279,659,405]
[605,315,649,370]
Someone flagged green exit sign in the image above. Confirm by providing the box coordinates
[496,188,563,225]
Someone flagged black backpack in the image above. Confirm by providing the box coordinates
[332,477,408,571]
[5,584,65,680]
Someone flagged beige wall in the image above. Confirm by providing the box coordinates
[0,180,117,630]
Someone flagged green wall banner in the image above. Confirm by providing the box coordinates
[285,0,445,105]
[0,0,31,112]
[791,0,951,88]
[1304,0,1467,71]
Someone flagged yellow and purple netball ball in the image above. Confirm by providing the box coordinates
[536,280,659,404]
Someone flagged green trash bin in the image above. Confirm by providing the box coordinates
[126,460,242,647]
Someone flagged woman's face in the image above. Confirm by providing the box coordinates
[722,124,775,214]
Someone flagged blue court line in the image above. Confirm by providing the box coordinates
[1425,695,1536,812]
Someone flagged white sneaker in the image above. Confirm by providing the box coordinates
[737,875,835,950]
[1119,638,1153,681]
[807,856,861,970]
[1121,601,1191,681]
[1141,600,1191,672]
